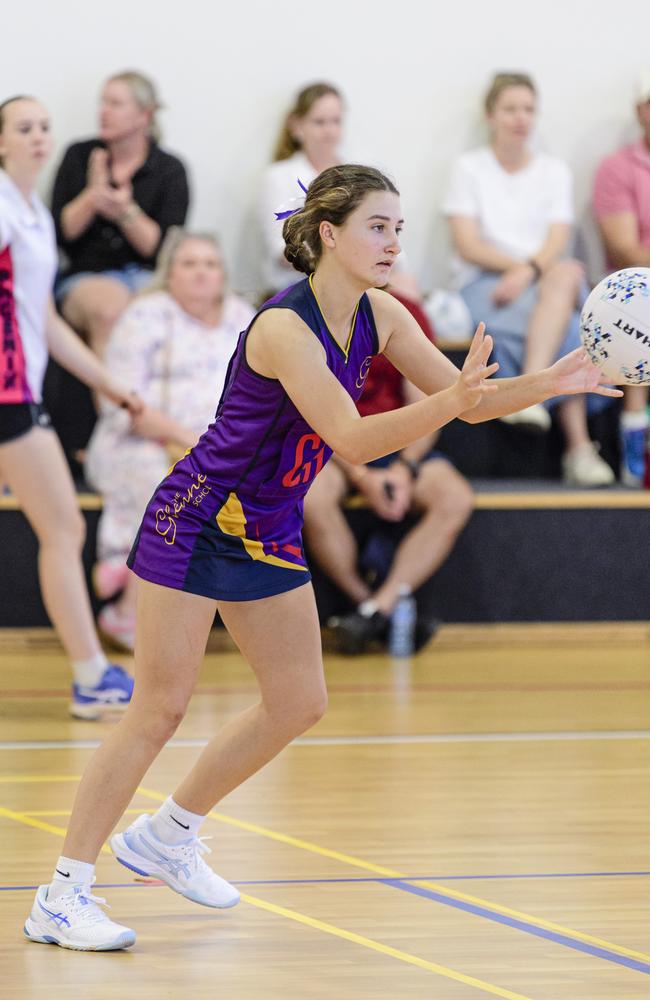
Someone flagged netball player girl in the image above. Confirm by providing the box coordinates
[0,97,141,719]
[24,163,621,950]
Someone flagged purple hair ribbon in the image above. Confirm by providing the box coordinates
[274,178,308,220]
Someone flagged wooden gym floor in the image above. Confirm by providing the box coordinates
[1,622,649,999]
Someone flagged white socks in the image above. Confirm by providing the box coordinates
[72,652,109,687]
[621,410,649,431]
[48,856,95,899]
[150,796,207,845]
[46,799,206,901]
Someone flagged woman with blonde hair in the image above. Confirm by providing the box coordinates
[51,70,189,356]
[259,82,419,298]
[85,227,255,649]
[443,71,614,487]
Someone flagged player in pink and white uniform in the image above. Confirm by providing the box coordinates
[0,96,141,718]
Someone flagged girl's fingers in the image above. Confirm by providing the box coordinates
[466,322,486,360]
[478,334,494,365]
[597,371,625,386]
[466,360,499,382]
[595,385,624,397]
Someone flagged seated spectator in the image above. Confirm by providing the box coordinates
[51,70,189,356]
[443,72,614,488]
[85,229,254,649]
[303,291,473,654]
[593,70,650,485]
[259,81,419,299]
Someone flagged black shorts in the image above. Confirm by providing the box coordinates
[0,403,52,445]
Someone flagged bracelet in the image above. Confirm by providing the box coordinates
[527,258,542,281]
[118,203,142,226]
[396,454,420,480]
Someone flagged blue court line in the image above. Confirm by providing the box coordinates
[3,869,650,891]
[6,874,650,973]
[387,879,650,976]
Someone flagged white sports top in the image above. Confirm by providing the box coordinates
[0,169,57,404]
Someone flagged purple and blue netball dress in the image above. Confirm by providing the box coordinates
[128,275,379,601]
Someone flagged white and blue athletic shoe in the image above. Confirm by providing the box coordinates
[110,814,240,909]
[70,664,134,720]
[24,884,135,951]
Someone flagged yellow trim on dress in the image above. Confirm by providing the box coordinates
[309,273,359,362]
[216,492,308,572]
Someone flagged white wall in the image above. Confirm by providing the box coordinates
[4,0,650,295]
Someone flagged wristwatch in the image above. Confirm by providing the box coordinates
[396,455,420,480]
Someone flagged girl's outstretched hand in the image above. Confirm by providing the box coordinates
[454,322,500,410]
[548,349,624,398]
[100,373,144,416]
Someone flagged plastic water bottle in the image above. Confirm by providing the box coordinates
[389,585,416,658]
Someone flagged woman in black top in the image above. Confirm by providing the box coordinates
[51,71,189,355]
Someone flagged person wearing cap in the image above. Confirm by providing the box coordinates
[593,71,650,485]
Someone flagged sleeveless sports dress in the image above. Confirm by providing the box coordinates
[0,170,58,443]
[128,276,379,601]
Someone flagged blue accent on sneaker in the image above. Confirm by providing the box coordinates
[72,664,134,709]
[123,826,192,879]
[37,897,71,927]
[620,426,646,482]
[112,856,150,878]
[23,925,58,944]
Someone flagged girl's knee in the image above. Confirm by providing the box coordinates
[294,687,329,732]
[130,698,188,746]
[40,508,86,552]
[268,686,328,736]
[543,259,584,293]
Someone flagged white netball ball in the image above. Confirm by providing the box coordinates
[580,268,650,385]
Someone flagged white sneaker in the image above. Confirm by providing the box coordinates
[500,403,552,433]
[562,442,615,487]
[24,883,135,951]
[110,814,240,909]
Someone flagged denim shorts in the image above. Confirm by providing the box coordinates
[55,264,153,304]
[459,271,610,414]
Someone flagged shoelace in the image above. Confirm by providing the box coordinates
[69,885,111,923]
[175,836,214,873]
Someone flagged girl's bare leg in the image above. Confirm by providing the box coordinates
[61,581,216,861]
[172,583,327,814]
[0,427,101,661]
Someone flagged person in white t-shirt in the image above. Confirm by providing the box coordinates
[443,72,614,488]
[85,228,255,650]
[258,81,419,299]
[0,95,142,717]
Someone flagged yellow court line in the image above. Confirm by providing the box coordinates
[0,806,111,855]
[1,799,530,1000]
[135,784,650,967]
[5,776,650,967]
[240,892,532,1000]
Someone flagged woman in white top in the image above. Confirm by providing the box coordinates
[443,72,614,487]
[85,228,255,649]
[0,95,141,718]
[259,81,419,299]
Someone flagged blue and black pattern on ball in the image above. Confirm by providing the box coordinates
[620,360,650,384]
[601,271,650,305]
[581,310,611,363]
